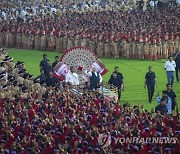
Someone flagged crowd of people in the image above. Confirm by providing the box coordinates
[0,0,180,153]
[0,0,179,60]
[0,46,180,153]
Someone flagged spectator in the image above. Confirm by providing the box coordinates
[37,69,47,83]
[0,2,180,153]
[155,96,168,115]
[156,90,172,114]
[83,81,90,92]
[46,71,59,87]
[166,83,177,111]
[0,45,179,154]
[0,2,179,59]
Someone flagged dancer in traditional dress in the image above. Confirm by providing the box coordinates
[34,29,41,50]
[136,33,143,59]
[16,26,22,48]
[62,31,67,52]
[131,35,136,59]
[27,31,34,50]
[112,33,119,58]
[149,36,154,60]
[156,34,162,59]
[168,32,175,56]
[48,32,56,51]
[96,32,104,57]
[161,32,169,59]
[174,32,179,51]
[40,28,47,50]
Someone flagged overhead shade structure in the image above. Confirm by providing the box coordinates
[53,47,108,83]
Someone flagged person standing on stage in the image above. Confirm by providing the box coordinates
[108,66,124,101]
[65,66,79,86]
[144,66,157,103]
[86,66,102,91]
[173,50,180,82]
[164,56,176,86]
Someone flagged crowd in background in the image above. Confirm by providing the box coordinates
[0,0,179,60]
[0,48,180,153]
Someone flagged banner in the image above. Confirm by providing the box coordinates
[53,62,70,80]
[87,59,108,75]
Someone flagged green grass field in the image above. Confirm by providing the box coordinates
[8,48,180,111]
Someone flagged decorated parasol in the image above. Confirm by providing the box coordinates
[53,47,108,84]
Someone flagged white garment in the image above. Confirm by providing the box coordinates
[73,4,78,10]
[65,71,79,85]
[164,60,176,72]
[2,11,6,18]
[149,0,158,7]
[51,8,57,13]
[21,9,27,17]
[85,71,103,83]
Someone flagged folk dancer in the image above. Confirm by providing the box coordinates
[161,33,168,59]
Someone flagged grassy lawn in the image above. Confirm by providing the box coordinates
[8,48,180,112]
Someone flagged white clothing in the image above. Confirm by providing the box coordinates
[164,60,176,72]
[2,11,6,18]
[51,8,57,13]
[65,71,79,85]
[21,10,27,17]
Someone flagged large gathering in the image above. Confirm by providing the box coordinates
[0,0,180,59]
[0,0,180,154]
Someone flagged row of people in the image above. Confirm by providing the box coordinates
[0,6,179,59]
[0,0,160,16]
[0,24,179,60]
